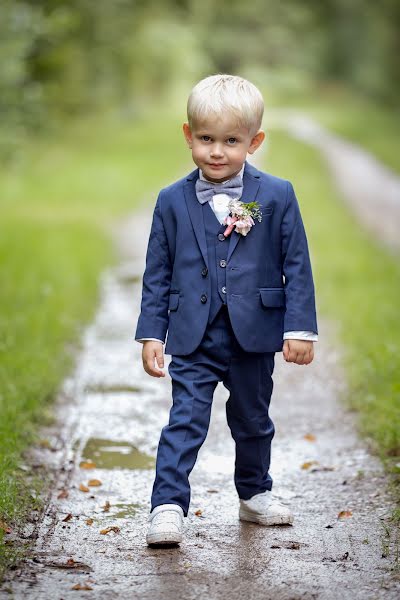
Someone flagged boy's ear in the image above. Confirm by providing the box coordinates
[182,122,193,148]
[247,130,265,154]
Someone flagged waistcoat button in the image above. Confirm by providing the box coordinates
[219,259,227,268]
[221,286,226,294]
[217,233,225,241]
[201,267,208,277]
[200,294,208,303]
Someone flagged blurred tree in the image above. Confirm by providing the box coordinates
[0,0,398,160]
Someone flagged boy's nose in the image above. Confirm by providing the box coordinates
[210,144,224,157]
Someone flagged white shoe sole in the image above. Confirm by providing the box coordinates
[146,531,183,545]
[239,507,294,526]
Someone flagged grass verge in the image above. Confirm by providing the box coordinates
[0,109,189,581]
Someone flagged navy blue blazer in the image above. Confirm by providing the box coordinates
[135,160,318,355]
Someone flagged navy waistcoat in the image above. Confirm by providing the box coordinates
[202,200,230,325]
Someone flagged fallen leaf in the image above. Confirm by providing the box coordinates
[71,583,93,590]
[194,509,203,516]
[100,526,120,535]
[38,438,51,448]
[79,460,96,469]
[301,460,319,470]
[85,518,94,526]
[57,489,69,499]
[62,513,73,522]
[79,483,90,493]
[338,510,352,519]
[304,433,316,442]
[0,521,12,534]
[102,500,111,512]
[45,558,92,571]
[87,479,102,487]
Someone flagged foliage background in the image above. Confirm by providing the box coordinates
[1,0,399,160]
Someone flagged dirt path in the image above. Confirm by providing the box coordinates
[267,110,400,252]
[1,149,399,599]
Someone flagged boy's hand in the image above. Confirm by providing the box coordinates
[142,341,166,377]
[283,339,314,365]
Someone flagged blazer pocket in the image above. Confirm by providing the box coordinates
[168,292,180,311]
[261,206,273,216]
[259,287,285,307]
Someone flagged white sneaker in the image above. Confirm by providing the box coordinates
[239,490,294,526]
[146,504,184,545]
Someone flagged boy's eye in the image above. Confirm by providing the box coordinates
[227,137,237,144]
[201,135,211,142]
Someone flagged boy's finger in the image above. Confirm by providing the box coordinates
[297,352,306,365]
[145,359,165,377]
[156,349,164,368]
[304,349,313,364]
[142,351,164,377]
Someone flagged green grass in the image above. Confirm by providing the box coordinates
[310,89,400,175]
[0,109,190,579]
[264,129,400,514]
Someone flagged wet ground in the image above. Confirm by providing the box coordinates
[1,149,399,599]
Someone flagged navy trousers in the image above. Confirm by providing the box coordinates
[150,303,276,517]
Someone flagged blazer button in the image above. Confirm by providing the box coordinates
[221,286,226,294]
[219,259,227,268]
[217,233,225,241]
[201,267,208,277]
[201,294,208,303]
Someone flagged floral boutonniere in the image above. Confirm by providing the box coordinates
[223,199,263,237]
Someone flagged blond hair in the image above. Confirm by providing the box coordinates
[187,74,264,135]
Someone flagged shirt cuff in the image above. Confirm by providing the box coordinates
[136,338,164,344]
[283,331,318,342]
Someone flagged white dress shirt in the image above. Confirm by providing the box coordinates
[137,165,318,344]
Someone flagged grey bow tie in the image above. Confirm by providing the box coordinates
[195,174,243,204]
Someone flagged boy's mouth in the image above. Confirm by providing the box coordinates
[208,163,226,168]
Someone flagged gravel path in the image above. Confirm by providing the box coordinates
[1,148,399,599]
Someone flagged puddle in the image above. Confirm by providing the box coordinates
[81,437,154,470]
[100,502,142,519]
[83,384,143,394]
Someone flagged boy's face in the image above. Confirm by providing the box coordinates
[183,115,265,183]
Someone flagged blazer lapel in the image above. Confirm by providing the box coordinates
[184,169,209,269]
[227,161,261,262]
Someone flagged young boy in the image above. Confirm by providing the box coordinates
[135,74,318,546]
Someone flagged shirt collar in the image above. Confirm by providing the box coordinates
[199,163,245,184]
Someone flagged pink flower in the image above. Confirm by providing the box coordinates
[223,215,237,226]
[234,215,255,236]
